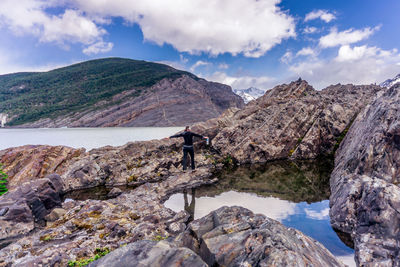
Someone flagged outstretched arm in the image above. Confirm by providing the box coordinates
[170,133,183,138]
[191,132,204,139]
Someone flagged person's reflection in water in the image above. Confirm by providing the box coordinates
[183,188,196,223]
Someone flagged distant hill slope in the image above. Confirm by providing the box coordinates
[0,58,244,127]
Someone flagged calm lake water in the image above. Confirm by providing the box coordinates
[0,127,182,151]
[164,160,356,266]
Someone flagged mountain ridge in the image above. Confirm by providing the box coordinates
[0,58,243,127]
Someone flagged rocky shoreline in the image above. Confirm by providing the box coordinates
[1,79,398,266]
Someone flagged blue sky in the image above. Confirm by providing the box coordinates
[0,0,399,89]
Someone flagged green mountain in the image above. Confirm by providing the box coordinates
[0,58,195,126]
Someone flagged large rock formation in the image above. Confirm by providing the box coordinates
[10,75,244,128]
[0,58,244,128]
[176,206,343,266]
[91,206,343,267]
[330,84,400,265]
[207,80,381,163]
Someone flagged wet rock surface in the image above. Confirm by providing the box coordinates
[330,84,400,265]
[175,206,344,267]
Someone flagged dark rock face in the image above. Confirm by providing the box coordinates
[330,84,400,265]
[175,206,344,267]
[209,80,381,163]
[89,240,207,267]
[0,174,63,240]
[15,75,244,128]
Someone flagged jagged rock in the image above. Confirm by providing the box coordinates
[89,240,207,267]
[330,84,400,265]
[0,174,63,241]
[0,167,216,266]
[0,145,85,189]
[210,80,381,163]
[175,206,344,267]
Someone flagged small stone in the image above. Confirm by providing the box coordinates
[0,207,9,216]
[45,208,67,222]
[107,188,122,198]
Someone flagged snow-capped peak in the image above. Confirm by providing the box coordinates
[233,87,266,103]
[380,74,400,88]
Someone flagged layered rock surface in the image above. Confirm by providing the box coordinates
[208,80,381,163]
[14,75,244,128]
[176,206,344,266]
[330,84,400,265]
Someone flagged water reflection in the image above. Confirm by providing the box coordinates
[196,159,333,203]
[164,159,355,265]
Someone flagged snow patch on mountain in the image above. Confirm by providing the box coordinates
[380,74,400,88]
[234,87,266,103]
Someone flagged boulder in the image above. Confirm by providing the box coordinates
[176,206,344,267]
[330,84,400,265]
[0,174,63,240]
[89,240,207,267]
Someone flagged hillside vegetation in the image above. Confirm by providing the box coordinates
[0,58,194,126]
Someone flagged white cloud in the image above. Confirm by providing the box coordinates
[209,71,274,90]
[296,47,316,57]
[305,207,329,220]
[0,0,109,54]
[82,41,113,55]
[164,191,297,221]
[335,45,379,62]
[72,0,296,57]
[303,26,318,34]
[190,60,211,72]
[289,45,400,89]
[319,26,379,48]
[305,10,336,23]
[280,51,293,64]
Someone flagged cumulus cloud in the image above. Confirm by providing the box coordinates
[0,0,110,54]
[289,45,400,89]
[209,71,275,90]
[319,26,379,48]
[72,0,296,57]
[305,10,336,23]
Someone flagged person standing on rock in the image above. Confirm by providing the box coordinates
[169,126,208,172]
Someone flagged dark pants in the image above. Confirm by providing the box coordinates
[183,146,195,170]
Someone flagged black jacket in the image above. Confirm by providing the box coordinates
[170,131,203,146]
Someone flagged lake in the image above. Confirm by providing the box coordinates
[164,160,356,266]
[0,127,182,151]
